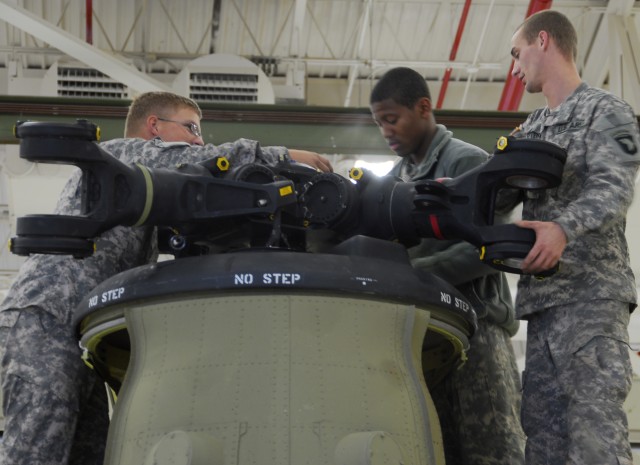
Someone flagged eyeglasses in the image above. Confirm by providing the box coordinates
[157,117,202,138]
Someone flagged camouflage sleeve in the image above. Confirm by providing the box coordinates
[100,138,290,170]
[196,139,290,168]
[553,98,640,242]
[53,170,82,215]
[245,142,291,166]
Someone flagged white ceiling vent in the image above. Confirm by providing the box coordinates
[42,61,129,99]
[173,54,275,104]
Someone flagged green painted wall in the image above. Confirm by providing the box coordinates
[0,96,528,155]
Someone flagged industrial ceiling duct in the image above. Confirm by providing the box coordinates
[172,53,275,104]
[42,60,129,99]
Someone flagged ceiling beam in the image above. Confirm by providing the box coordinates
[582,16,610,87]
[0,0,172,94]
[583,0,635,86]
[607,13,640,112]
[344,0,373,107]
[436,0,473,109]
[460,0,497,109]
[606,0,636,15]
[85,0,93,45]
[285,0,307,97]
[291,0,307,57]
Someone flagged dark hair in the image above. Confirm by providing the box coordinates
[370,67,431,108]
[518,10,577,61]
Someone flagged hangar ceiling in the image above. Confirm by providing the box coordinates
[1,0,640,110]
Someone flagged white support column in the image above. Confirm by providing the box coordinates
[344,0,372,107]
[0,0,172,94]
[285,0,308,100]
[461,0,496,109]
[608,14,640,112]
[583,0,637,104]
[291,0,307,57]
[582,24,610,88]
[622,14,640,84]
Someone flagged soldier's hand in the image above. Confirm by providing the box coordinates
[288,149,333,173]
[516,220,567,274]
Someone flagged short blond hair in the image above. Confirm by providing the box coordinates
[124,92,202,137]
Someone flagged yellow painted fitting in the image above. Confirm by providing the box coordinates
[96,126,101,141]
[279,185,293,197]
[349,168,363,180]
[496,136,508,151]
[217,157,230,171]
[479,246,486,260]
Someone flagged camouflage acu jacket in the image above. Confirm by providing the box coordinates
[0,137,290,325]
[514,82,640,317]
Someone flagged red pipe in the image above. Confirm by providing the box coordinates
[86,0,93,45]
[497,0,553,111]
[436,0,473,109]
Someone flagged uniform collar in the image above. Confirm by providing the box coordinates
[397,124,452,180]
[543,81,589,124]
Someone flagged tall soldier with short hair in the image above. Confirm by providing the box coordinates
[509,10,640,465]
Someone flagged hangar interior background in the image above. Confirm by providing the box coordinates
[1,1,640,417]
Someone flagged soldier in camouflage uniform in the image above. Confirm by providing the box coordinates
[370,67,525,465]
[0,92,332,465]
[509,11,640,465]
